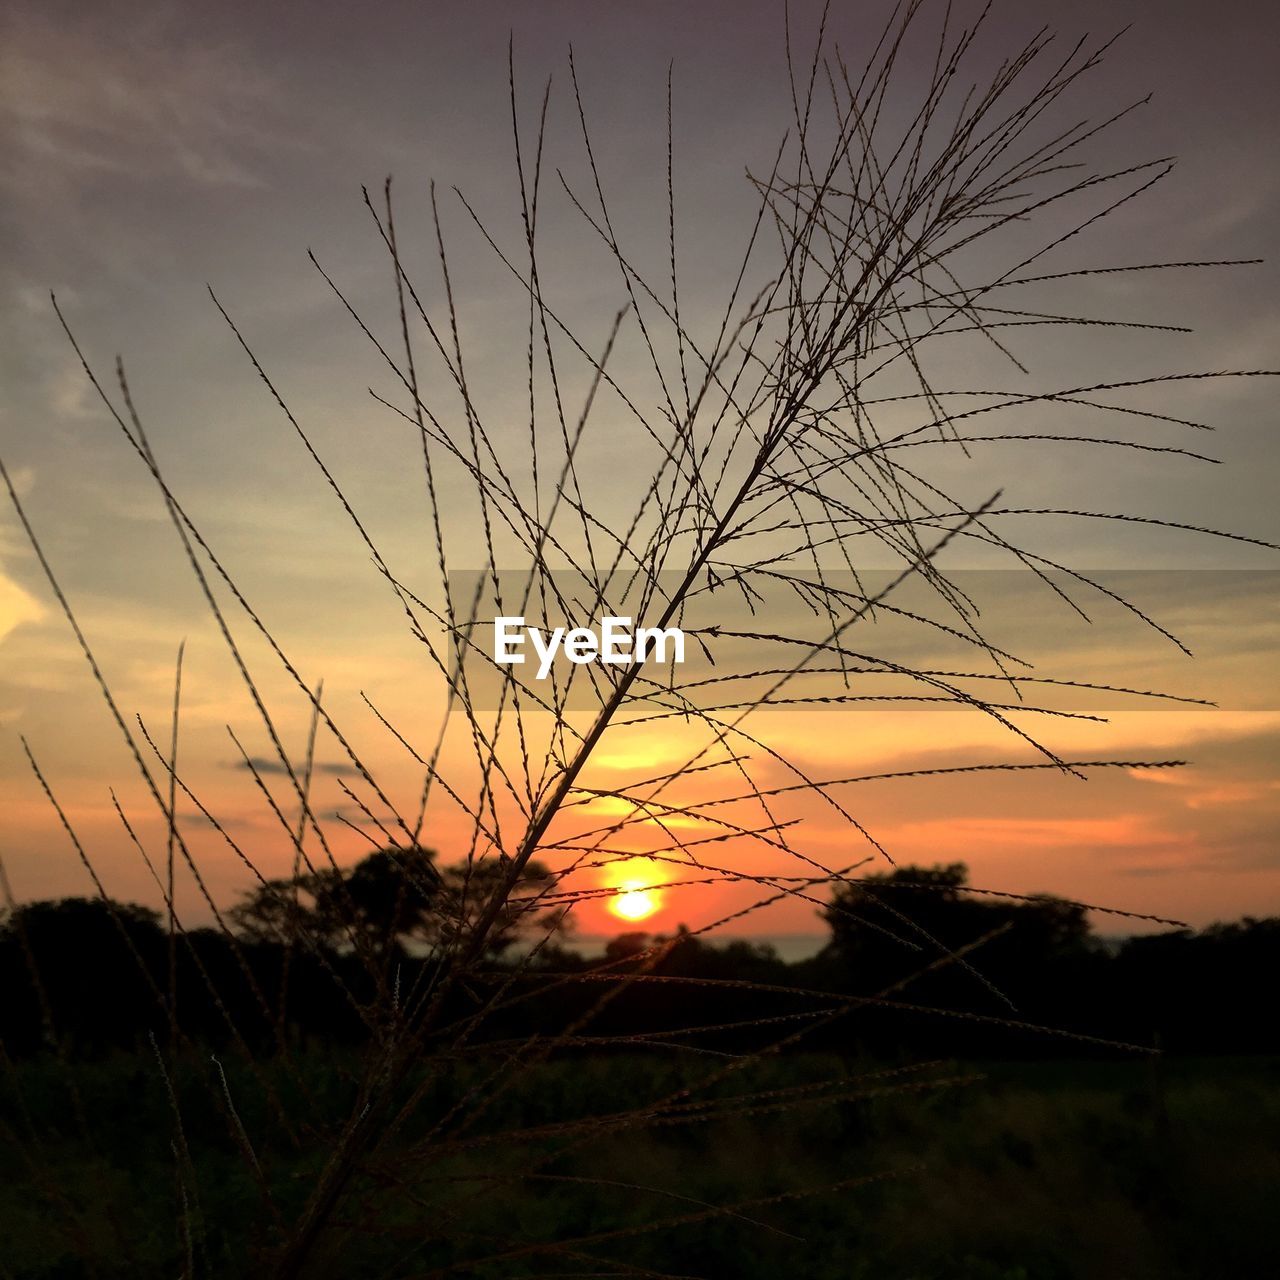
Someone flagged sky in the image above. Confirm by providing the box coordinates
[1,0,1278,941]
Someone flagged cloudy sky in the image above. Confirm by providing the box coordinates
[1,0,1277,938]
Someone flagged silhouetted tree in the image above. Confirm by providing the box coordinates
[327,845,443,955]
[0,897,165,1052]
[604,931,651,963]
[822,863,1094,964]
[816,863,1103,1046]
[229,845,565,959]
[229,844,441,956]
[1110,916,1280,1052]
[436,855,565,957]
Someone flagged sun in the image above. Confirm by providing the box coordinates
[611,885,659,922]
[604,861,664,924]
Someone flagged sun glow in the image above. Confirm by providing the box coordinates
[604,859,664,923]
[611,885,659,922]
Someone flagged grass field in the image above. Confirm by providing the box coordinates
[4,1050,1277,1278]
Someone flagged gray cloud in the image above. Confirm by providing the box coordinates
[231,757,357,778]
[0,9,292,192]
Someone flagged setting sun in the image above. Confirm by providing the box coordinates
[611,885,659,922]
[604,860,665,923]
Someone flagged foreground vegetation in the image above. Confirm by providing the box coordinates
[5,857,1277,1061]
[5,2,1276,1271]
[3,861,1278,1276]
[3,1048,1276,1278]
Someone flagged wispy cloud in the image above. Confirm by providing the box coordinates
[0,564,44,645]
[231,757,358,779]
[0,465,45,645]
[1,8,294,193]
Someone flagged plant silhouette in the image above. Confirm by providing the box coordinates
[1,1,1276,1275]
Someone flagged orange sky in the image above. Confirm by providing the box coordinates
[2,0,1278,943]
[2,590,1276,940]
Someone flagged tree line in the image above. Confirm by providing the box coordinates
[2,849,1275,1059]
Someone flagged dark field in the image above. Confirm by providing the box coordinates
[4,1050,1277,1279]
[5,880,1279,1277]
